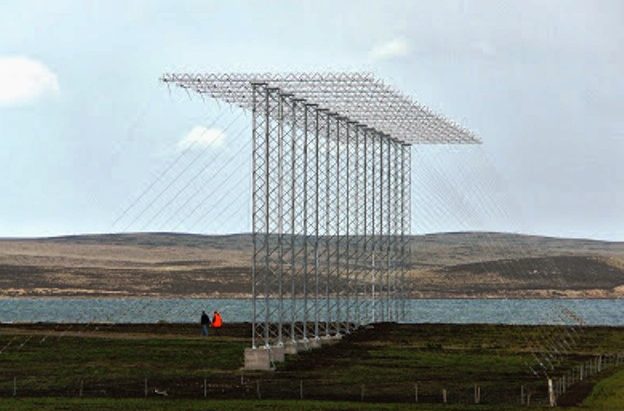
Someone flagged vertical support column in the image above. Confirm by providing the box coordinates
[353,124,363,327]
[251,82,268,349]
[344,119,351,333]
[378,132,386,322]
[313,107,324,341]
[287,96,297,344]
[402,144,412,321]
[385,136,392,322]
[361,127,371,324]
[343,120,358,333]
[277,91,285,346]
[391,140,401,321]
[263,87,272,347]
[324,112,333,336]
[302,103,313,343]
[334,115,342,335]
[370,130,379,323]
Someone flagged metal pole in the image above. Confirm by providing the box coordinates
[371,130,377,323]
[325,112,331,336]
[314,108,321,340]
[345,120,351,333]
[377,134,386,322]
[290,97,297,343]
[302,103,309,342]
[386,136,391,322]
[263,87,271,347]
[335,116,341,335]
[353,125,360,326]
[251,83,258,349]
[362,128,369,324]
[277,92,285,346]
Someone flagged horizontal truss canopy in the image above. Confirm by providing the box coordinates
[161,72,480,145]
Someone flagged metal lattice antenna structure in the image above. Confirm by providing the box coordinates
[161,72,480,370]
[161,73,480,145]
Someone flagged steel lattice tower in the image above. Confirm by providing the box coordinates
[161,73,480,370]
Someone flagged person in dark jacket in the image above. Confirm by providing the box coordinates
[200,310,211,336]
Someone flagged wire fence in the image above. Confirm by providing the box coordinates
[0,375,555,405]
[3,353,623,406]
[548,352,624,406]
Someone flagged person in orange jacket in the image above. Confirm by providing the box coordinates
[211,311,223,335]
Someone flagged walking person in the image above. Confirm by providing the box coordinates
[211,311,223,336]
[200,310,211,336]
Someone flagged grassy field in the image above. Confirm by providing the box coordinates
[1,323,623,408]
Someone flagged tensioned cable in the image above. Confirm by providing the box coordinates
[111,107,229,228]
[411,145,565,376]
[155,121,251,231]
[120,110,245,232]
[138,120,249,231]
[422,144,584,376]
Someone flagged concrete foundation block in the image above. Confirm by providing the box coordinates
[284,341,300,355]
[270,345,285,363]
[244,348,273,371]
[298,340,312,352]
[244,346,286,370]
[308,338,322,349]
[320,335,341,346]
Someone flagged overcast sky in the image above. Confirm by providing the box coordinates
[1,0,622,240]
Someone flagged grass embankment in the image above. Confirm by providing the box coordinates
[1,323,624,408]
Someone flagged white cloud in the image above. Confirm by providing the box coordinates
[369,37,410,61]
[0,56,59,106]
[177,126,225,150]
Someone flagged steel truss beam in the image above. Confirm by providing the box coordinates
[161,72,480,145]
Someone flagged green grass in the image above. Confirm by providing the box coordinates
[2,323,624,407]
[583,368,624,410]
[0,335,247,392]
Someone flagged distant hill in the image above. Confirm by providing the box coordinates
[0,232,623,298]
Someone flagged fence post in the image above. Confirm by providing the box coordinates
[360,384,365,401]
[598,355,603,372]
[79,379,84,397]
[299,380,303,400]
[548,378,556,407]
[414,383,418,403]
[13,377,16,397]
[256,380,261,400]
[474,384,480,404]
[442,388,447,404]
[204,378,207,398]
[520,384,525,405]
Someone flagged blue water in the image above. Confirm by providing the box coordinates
[1,298,623,325]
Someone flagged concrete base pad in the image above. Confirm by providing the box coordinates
[284,340,310,354]
[271,346,285,362]
[284,341,298,355]
[308,338,322,349]
[244,346,286,370]
[244,348,273,371]
[320,334,343,346]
